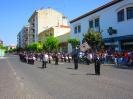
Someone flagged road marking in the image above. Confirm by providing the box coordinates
[6,59,34,97]
[0,57,8,59]
[5,58,58,99]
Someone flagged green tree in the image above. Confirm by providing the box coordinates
[0,45,7,50]
[26,42,43,52]
[67,38,79,49]
[43,36,59,52]
[83,29,104,50]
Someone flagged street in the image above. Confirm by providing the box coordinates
[0,55,133,99]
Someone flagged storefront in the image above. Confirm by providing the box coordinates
[104,35,133,51]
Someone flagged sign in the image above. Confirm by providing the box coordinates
[108,27,117,35]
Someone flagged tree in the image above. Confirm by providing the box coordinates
[67,38,79,49]
[26,42,43,52]
[83,29,104,50]
[43,36,59,52]
[0,45,7,50]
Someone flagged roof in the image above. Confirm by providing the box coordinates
[70,0,123,23]
[55,25,70,28]
[28,10,37,22]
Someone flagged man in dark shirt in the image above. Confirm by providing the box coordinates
[72,47,79,70]
[94,53,101,75]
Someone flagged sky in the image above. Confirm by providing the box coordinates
[0,0,112,46]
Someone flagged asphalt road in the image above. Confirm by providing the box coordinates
[0,55,133,99]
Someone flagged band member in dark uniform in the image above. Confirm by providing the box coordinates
[72,47,79,70]
[48,53,51,63]
[42,53,45,69]
[55,53,58,65]
[94,53,101,75]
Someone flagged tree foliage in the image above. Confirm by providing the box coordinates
[26,42,43,52]
[0,45,7,51]
[43,36,59,52]
[83,29,104,50]
[67,38,79,48]
[0,45,8,54]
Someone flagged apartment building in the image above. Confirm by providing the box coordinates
[70,0,133,51]
[28,8,69,44]
[17,25,29,48]
[17,32,22,48]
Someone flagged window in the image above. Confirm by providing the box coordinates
[95,18,99,27]
[32,29,35,33]
[127,7,133,20]
[117,9,124,22]
[78,25,81,33]
[89,20,93,28]
[74,26,77,34]
[49,33,53,36]
[74,24,81,34]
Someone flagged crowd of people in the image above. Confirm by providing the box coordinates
[18,48,133,76]
[79,49,133,66]
[19,52,72,65]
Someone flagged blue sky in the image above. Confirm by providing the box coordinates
[0,0,112,45]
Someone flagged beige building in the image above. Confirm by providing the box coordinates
[56,32,70,52]
[38,25,70,42]
[28,8,70,44]
[38,25,71,52]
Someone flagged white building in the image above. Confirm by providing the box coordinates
[28,8,69,44]
[70,0,133,51]
[8,45,16,50]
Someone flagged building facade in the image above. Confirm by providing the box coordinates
[8,45,16,50]
[28,8,69,44]
[38,25,70,42]
[17,32,22,48]
[0,40,3,45]
[70,0,133,51]
[17,25,30,48]
[38,25,70,52]
[56,32,70,53]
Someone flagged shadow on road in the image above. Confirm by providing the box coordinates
[71,73,96,76]
[103,63,133,70]
[37,67,43,69]
[113,66,133,70]
[86,73,96,75]
[67,67,74,70]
